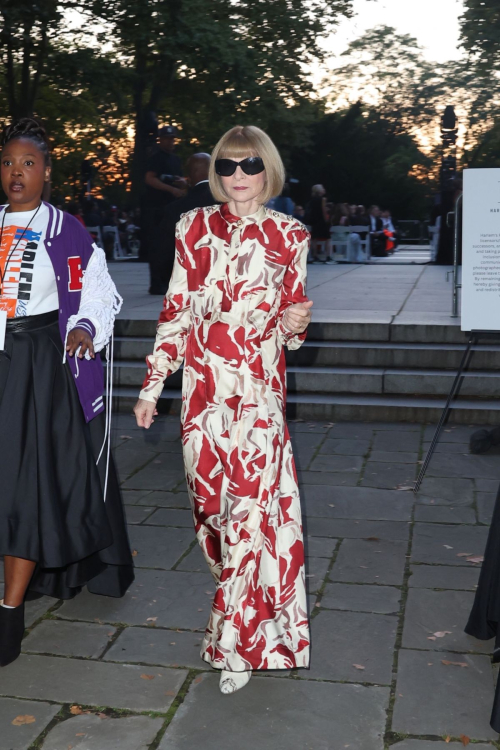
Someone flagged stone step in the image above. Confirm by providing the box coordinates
[115,318,481,345]
[112,360,500,398]
[113,386,500,425]
[115,336,500,371]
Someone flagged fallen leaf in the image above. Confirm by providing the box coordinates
[70,706,83,715]
[329,504,335,507]
[365,537,379,542]
[165,690,177,696]
[132,550,138,557]
[441,659,468,667]
[396,485,413,491]
[456,552,473,557]
[427,636,437,641]
[12,715,36,726]
[314,603,321,608]
[97,713,107,719]
[433,631,452,638]
[170,642,176,645]
[353,664,365,670]
[194,676,203,684]
[466,556,484,564]
[443,545,453,550]
[445,736,451,742]
[141,674,155,680]
[147,617,157,622]
[460,736,470,747]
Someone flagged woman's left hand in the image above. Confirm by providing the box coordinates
[283,299,314,334]
[66,328,95,359]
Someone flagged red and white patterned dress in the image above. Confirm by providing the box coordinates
[140,202,311,671]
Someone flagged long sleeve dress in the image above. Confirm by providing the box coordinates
[140,202,311,672]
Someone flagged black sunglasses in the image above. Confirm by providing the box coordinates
[215,157,265,176]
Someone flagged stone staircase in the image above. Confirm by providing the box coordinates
[112,318,500,424]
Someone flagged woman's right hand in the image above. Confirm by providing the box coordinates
[133,398,158,429]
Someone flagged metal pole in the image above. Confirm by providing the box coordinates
[414,332,476,494]
[452,193,463,317]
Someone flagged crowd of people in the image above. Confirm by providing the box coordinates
[279,184,398,263]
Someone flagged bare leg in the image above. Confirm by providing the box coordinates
[3,556,36,607]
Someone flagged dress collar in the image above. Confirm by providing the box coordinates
[219,202,267,226]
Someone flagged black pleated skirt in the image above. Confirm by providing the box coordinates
[0,311,134,600]
[465,482,500,732]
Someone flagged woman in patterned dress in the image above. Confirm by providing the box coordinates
[134,125,312,694]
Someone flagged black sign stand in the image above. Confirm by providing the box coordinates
[414,330,497,494]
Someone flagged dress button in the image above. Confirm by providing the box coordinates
[47,241,51,247]
[57,276,60,281]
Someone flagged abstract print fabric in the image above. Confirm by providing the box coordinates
[140,203,311,671]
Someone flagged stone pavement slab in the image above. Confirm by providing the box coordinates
[307,453,363,473]
[476,478,499,493]
[104,626,206,670]
[321,582,401,614]
[124,505,156,524]
[427,453,500,479]
[0,654,187,712]
[305,518,411,541]
[304,536,337,558]
[392,742,494,749]
[369,450,418,463]
[22,621,116,659]
[402,588,491,653]
[0,696,60,750]
[361,461,416,489]
[414,504,476,524]
[146,508,193,527]
[478,492,496,524]
[409,564,480,591]
[392,650,498,739]
[297,469,359,486]
[411,523,488,565]
[42,714,164,750]
[126,525,194,569]
[372,431,421,452]
[159,673,389,750]
[136,490,191,508]
[319,438,371,455]
[305,556,330,593]
[307,609,397,683]
[57,569,215,630]
[174,544,206,572]
[331,538,408,585]
[415,476,475,504]
[24,596,54,628]
[301,485,413,521]
[121,462,186,491]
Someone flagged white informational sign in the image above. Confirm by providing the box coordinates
[462,168,500,331]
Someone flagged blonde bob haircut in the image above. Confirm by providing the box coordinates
[209,125,285,205]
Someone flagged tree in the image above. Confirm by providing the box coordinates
[460,0,500,73]
[89,0,356,197]
[0,1,90,118]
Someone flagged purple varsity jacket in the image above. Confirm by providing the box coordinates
[0,201,107,423]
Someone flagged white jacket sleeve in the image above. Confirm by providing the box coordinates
[66,244,123,355]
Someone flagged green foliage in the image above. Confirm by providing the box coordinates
[460,0,500,73]
[291,104,433,219]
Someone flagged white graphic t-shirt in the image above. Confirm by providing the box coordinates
[0,204,58,318]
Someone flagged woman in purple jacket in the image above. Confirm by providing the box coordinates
[0,118,134,667]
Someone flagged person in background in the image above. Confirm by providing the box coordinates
[356,205,370,226]
[144,125,187,294]
[381,208,397,254]
[66,202,85,228]
[306,184,331,263]
[268,182,294,216]
[368,205,386,257]
[152,153,216,292]
[331,203,349,226]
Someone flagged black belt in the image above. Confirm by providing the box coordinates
[6,310,59,333]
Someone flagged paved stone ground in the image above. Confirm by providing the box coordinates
[1,416,500,749]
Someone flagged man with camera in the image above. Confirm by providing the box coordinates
[144,125,187,294]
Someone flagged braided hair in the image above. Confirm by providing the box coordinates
[1,117,51,165]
